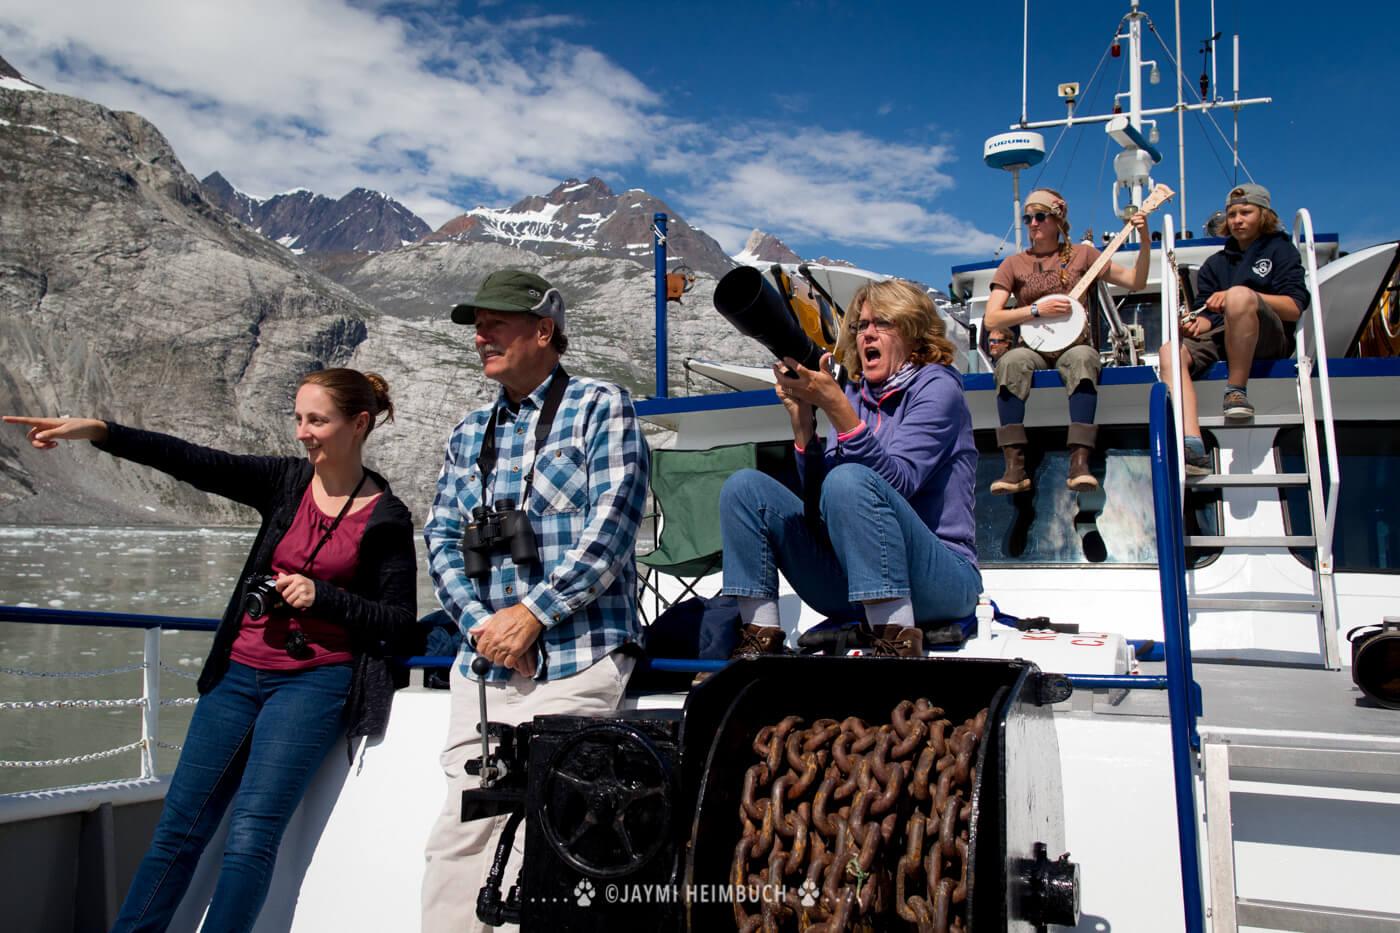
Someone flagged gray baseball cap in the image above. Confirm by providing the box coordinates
[450,269,566,334]
[1225,183,1271,212]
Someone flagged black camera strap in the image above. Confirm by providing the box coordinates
[476,366,570,507]
[299,470,370,575]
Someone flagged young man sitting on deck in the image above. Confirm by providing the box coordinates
[1159,184,1310,475]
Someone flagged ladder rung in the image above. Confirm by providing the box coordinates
[1190,597,1323,612]
[1185,535,1316,548]
[1197,414,1303,427]
[1186,473,1310,487]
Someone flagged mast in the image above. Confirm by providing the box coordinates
[1175,0,1186,231]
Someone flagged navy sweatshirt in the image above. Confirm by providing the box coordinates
[1195,230,1310,331]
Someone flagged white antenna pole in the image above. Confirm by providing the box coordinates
[1127,2,1145,208]
[1233,34,1241,181]
[1021,0,1029,125]
[1175,0,1187,231]
[1013,168,1024,251]
[1210,0,1218,100]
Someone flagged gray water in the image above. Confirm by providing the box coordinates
[0,526,443,795]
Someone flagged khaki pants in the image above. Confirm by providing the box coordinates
[421,652,634,933]
[994,344,1102,399]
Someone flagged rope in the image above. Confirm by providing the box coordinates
[156,741,184,751]
[159,663,201,680]
[0,741,144,768]
[0,662,145,679]
[159,697,198,707]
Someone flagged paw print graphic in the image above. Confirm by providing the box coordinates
[797,879,820,908]
[574,878,596,907]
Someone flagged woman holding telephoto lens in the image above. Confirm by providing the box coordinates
[5,367,418,933]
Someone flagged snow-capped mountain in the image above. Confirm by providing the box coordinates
[199,172,431,254]
[426,177,736,278]
[0,54,43,92]
[732,229,802,266]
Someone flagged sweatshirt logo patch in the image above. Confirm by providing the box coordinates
[1252,258,1272,277]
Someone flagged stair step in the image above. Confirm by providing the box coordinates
[1198,414,1303,428]
[1186,473,1310,487]
[1185,535,1316,548]
[1190,596,1323,612]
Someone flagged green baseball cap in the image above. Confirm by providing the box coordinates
[450,269,566,333]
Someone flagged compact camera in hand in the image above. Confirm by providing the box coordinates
[242,574,285,619]
[463,499,539,579]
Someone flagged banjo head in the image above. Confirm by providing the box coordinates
[1019,296,1088,354]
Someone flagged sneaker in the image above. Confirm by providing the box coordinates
[1222,388,1254,421]
[1184,446,1212,476]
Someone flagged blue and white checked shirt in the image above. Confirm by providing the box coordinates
[425,367,650,683]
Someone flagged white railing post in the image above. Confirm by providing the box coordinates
[140,627,160,780]
[1160,213,1186,498]
[1293,208,1342,668]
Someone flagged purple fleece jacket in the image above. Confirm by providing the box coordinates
[795,363,979,567]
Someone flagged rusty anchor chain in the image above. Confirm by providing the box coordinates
[730,700,989,932]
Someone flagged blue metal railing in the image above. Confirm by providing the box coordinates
[1148,380,1207,933]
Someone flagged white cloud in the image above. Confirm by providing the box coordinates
[0,0,996,255]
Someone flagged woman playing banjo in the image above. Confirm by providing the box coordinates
[982,188,1149,495]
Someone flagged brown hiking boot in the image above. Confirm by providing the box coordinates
[869,625,924,658]
[1066,422,1099,491]
[732,624,786,658]
[990,425,1031,495]
[693,624,786,685]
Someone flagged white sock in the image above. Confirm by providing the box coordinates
[737,596,780,630]
[864,598,915,629]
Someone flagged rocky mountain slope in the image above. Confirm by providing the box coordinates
[732,229,802,266]
[0,78,773,525]
[199,172,431,254]
[424,177,736,278]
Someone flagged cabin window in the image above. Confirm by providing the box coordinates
[974,426,1221,567]
[1276,423,1400,572]
[1100,292,1163,354]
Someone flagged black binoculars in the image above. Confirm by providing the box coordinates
[463,499,539,579]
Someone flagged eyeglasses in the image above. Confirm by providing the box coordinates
[855,318,896,335]
[987,337,1010,346]
[1021,211,1053,225]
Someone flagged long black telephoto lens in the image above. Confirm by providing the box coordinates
[713,266,825,372]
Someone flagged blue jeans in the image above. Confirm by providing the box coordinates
[112,661,351,933]
[719,465,982,621]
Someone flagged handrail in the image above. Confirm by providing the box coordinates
[1148,381,1207,933]
[1291,209,1341,577]
[1159,213,1187,500]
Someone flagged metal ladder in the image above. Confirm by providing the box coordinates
[1199,728,1400,932]
[1160,209,1342,670]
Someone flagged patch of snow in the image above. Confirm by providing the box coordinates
[0,117,79,144]
[0,76,41,92]
[561,183,590,193]
[276,235,298,247]
[732,250,764,266]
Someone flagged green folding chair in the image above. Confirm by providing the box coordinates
[638,442,758,624]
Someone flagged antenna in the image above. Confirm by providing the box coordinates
[984,132,1046,252]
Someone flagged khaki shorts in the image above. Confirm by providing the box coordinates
[994,344,1102,399]
[1183,292,1294,377]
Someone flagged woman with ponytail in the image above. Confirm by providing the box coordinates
[982,189,1150,494]
[6,368,419,933]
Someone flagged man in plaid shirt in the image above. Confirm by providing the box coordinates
[420,269,649,932]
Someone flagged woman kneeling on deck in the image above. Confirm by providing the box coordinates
[718,279,981,658]
[982,188,1149,494]
[5,368,418,933]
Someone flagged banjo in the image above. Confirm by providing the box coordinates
[1018,183,1175,355]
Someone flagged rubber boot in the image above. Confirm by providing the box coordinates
[1066,422,1099,491]
[991,424,1032,495]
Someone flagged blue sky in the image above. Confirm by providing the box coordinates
[2,0,1395,288]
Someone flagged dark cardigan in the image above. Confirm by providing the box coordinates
[95,422,422,741]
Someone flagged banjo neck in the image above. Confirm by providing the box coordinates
[1065,183,1175,303]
